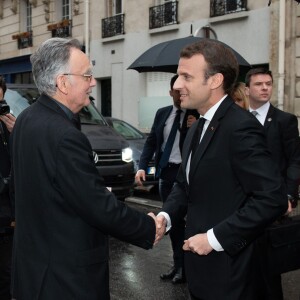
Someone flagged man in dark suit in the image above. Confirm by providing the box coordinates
[10,38,157,300]
[245,68,300,300]
[135,74,198,283]
[155,40,288,300]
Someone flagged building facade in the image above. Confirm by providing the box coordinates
[0,0,299,131]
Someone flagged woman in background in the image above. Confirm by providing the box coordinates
[231,81,248,110]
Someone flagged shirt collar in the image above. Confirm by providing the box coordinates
[202,94,227,121]
[172,105,186,114]
[51,97,75,121]
[249,101,270,118]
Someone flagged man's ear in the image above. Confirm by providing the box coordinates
[210,73,224,90]
[56,75,68,95]
[245,86,250,97]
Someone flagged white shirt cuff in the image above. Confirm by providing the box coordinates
[157,212,172,232]
[207,228,224,252]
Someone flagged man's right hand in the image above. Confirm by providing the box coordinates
[135,169,146,186]
[0,113,16,133]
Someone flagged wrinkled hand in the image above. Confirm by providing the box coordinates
[0,113,16,133]
[135,170,146,186]
[187,115,197,128]
[148,213,166,245]
[183,233,213,256]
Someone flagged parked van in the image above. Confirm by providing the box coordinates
[5,84,135,200]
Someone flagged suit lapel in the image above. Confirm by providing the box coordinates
[264,104,274,130]
[157,106,173,147]
[188,97,233,180]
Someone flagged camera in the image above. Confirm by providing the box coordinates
[0,100,10,115]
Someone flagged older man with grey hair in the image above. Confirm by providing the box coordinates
[11,38,157,300]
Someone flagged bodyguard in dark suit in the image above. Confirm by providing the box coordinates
[245,68,300,300]
[11,38,156,300]
[135,75,199,283]
[156,40,287,300]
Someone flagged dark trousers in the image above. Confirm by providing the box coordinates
[0,233,13,300]
[159,163,185,269]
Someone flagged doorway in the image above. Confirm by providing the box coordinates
[101,78,111,116]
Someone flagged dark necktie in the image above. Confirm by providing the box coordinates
[251,111,258,117]
[190,117,206,160]
[159,109,182,169]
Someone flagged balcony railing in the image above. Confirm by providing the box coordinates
[149,1,178,29]
[210,0,247,17]
[47,19,72,38]
[102,14,125,38]
[12,31,33,49]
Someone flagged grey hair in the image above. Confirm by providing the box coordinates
[30,38,82,96]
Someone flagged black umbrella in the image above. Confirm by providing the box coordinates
[128,36,251,74]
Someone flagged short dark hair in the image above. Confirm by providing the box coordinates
[245,68,273,87]
[179,39,239,94]
[0,76,7,96]
[170,74,178,90]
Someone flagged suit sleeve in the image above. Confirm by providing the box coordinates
[281,114,300,198]
[55,128,156,249]
[213,118,288,256]
[138,110,160,171]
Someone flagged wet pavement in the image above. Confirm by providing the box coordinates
[108,192,300,300]
[109,201,190,300]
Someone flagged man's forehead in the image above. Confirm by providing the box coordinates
[178,55,206,73]
[251,74,272,82]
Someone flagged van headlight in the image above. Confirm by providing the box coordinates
[122,147,133,163]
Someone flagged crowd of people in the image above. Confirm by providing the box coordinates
[0,37,299,300]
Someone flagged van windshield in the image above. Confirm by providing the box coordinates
[5,85,106,125]
[79,103,107,125]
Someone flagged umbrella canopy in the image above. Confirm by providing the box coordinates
[128,36,251,74]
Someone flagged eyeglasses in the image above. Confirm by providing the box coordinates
[63,73,93,82]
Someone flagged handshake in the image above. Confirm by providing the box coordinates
[147,212,214,255]
[148,213,167,245]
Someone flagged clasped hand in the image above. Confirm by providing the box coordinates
[147,213,167,245]
[183,233,213,256]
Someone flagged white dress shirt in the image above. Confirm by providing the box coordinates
[249,101,270,125]
[161,106,187,164]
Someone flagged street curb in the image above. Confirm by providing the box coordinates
[125,196,162,209]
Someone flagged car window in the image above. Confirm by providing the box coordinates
[112,120,144,140]
[5,89,31,117]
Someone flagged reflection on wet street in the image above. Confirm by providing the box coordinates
[109,203,190,300]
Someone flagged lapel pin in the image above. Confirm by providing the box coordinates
[267,118,272,122]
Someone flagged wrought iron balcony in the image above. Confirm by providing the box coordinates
[149,1,178,29]
[210,0,247,17]
[102,14,125,38]
[47,19,72,38]
[12,31,33,49]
